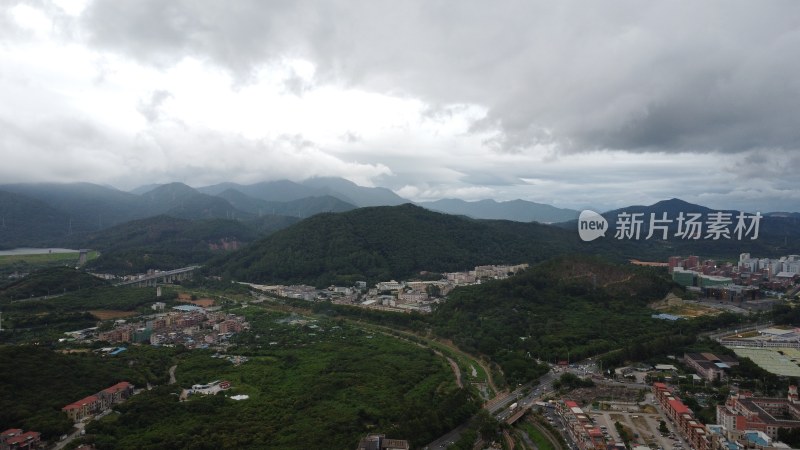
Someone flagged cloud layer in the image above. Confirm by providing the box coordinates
[1,1,799,211]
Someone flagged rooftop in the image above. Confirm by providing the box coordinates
[736,396,800,426]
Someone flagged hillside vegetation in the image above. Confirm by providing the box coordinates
[0,345,175,439]
[80,311,476,449]
[78,216,262,274]
[429,256,749,382]
[0,267,107,301]
[214,204,580,286]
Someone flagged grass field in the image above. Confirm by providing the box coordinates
[731,347,800,377]
[0,250,99,267]
[518,421,556,450]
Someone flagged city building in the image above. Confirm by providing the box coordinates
[652,383,710,450]
[668,253,799,299]
[189,380,231,396]
[0,429,41,450]
[355,434,409,450]
[62,395,101,422]
[698,275,734,288]
[62,381,134,422]
[558,400,607,450]
[684,352,739,382]
[716,386,800,440]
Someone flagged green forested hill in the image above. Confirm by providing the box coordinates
[429,256,709,383]
[0,345,175,439]
[0,267,107,301]
[80,216,261,274]
[213,204,582,286]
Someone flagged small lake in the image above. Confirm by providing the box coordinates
[0,248,80,256]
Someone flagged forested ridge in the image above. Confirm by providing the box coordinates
[213,204,580,286]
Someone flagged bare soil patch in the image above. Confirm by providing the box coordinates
[89,310,139,320]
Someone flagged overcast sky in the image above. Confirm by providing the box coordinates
[1,1,799,212]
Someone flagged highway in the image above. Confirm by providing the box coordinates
[424,369,561,449]
[425,358,606,449]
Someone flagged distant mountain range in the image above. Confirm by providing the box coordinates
[214,198,800,286]
[0,179,364,246]
[557,198,800,258]
[0,177,593,248]
[192,177,406,207]
[2,177,798,279]
[416,198,578,223]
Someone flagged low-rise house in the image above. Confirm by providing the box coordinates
[62,395,101,422]
[355,434,409,450]
[652,382,710,450]
[684,352,738,382]
[1,429,41,450]
[62,381,134,422]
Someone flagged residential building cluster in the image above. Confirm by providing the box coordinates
[445,264,530,285]
[62,381,134,422]
[716,386,800,441]
[357,280,451,314]
[244,263,529,314]
[557,400,607,450]
[653,382,794,450]
[653,382,711,450]
[0,429,40,450]
[668,254,800,300]
[96,306,249,349]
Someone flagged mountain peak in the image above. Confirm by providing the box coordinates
[142,182,198,200]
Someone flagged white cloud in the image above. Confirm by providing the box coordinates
[0,1,798,212]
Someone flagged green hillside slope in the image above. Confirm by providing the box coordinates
[213,204,580,286]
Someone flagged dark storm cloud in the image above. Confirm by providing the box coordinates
[79,0,800,155]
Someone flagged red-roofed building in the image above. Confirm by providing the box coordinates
[63,381,134,422]
[668,399,691,419]
[653,383,711,450]
[99,381,133,408]
[62,394,101,422]
[1,429,41,450]
[716,387,800,440]
[0,429,22,440]
[559,400,607,450]
[652,383,709,450]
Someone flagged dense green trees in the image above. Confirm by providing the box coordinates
[80,216,264,274]
[0,267,107,301]
[79,312,477,449]
[214,204,579,286]
[0,345,175,439]
[553,373,595,391]
[0,283,172,344]
[429,257,679,383]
